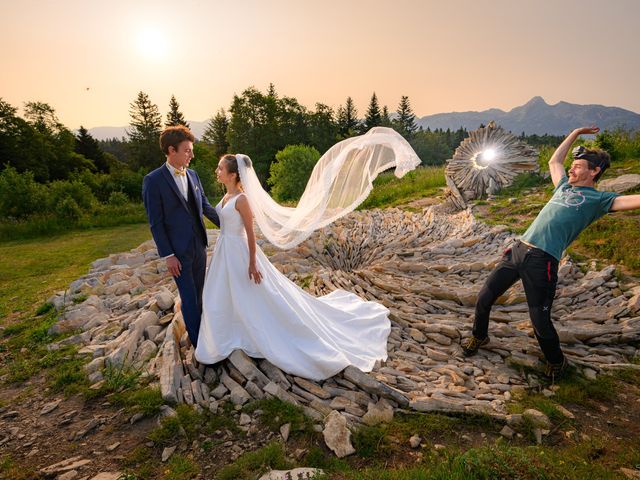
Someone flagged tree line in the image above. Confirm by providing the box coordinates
[0,86,571,237]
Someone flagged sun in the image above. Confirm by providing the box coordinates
[136,27,168,61]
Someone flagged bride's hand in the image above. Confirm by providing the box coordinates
[249,262,263,284]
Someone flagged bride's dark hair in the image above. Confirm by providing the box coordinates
[222,154,252,177]
[221,154,252,188]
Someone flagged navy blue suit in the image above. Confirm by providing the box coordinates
[142,165,220,347]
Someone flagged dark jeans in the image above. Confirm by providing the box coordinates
[472,240,564,364]
[174,235,207,348]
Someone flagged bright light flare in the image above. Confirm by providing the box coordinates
[482,148,497,161]
[472,146,500,170]
[136,28,168,61]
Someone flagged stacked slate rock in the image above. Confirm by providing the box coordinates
[47,205,640,425]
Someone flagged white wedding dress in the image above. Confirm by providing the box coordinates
[194,193,391,381]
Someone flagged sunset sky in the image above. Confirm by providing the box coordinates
[3,0,640,129]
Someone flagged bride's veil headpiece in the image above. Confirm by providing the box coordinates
[236,126,421,249]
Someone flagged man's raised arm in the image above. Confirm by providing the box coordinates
[548,126,600,187]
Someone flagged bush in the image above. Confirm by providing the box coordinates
[268,144,320,202]
[48,179,96,213]
[107,168,145,201]
[596,128,640,162]
[0,165,48,219]
[55,196,83,221]
[108,191,129,206]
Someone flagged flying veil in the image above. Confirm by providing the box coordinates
[236,126,422,249]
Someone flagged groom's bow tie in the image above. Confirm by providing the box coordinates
[174,169,186,177]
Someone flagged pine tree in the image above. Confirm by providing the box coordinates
[128,91,163,170]
[165,95,189,128]
[381,105,393,127]
[76,126,108,172]
[363,92,382,131]
[336,97,359,138]
[202,109,230,158]
[267,83,278,99]
[393,95,418,140]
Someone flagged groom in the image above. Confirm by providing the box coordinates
[142,126,220,348]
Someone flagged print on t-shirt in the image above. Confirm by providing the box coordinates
[548,184,586,210]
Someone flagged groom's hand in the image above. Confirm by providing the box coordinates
[167,256,182,277]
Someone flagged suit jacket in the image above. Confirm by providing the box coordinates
[142,165,220,258]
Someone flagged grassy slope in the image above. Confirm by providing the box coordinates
[0,223,151,322]
[359,166,446,210]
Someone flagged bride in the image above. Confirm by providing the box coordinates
[194,127,421,380]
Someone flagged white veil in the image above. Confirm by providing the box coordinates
[236,126,421,249]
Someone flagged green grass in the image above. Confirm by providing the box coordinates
[316,431,637,480]
[148,404,240,447]
[0,307,90,395]
[0,454,38,480]
[553,372,618,407]
[359,166,446,209]
[217,441,291,480]
[122,404,245,478]
[351,411,496,459]
[305,439,630,480]
[344,443,620,480]
[101,361,143,392]
[244,397,314,435]
[165,454,200,480]
[112,386,165,417]
[0,203,147,241]
[0,223,151,397]
[149,404,204,446]
[573,213,640,271]
[609,367,640,386]
[0,222,151,322]
[120,446,157,479]
[507,369,620,422]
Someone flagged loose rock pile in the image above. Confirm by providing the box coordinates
[47,205,640,445]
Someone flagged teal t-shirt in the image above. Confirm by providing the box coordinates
[521,176,619,260]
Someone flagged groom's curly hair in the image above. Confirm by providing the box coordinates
[160,126,195,155]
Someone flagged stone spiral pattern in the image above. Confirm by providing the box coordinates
[47,206,640,423]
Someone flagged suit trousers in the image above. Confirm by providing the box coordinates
[472,241,564,364]
[174,234,207,348]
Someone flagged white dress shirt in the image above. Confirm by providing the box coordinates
[166,162,188,201]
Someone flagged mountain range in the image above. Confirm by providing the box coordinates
[416,97,640,135]
[88,97,640,140]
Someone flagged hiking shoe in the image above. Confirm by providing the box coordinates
[543,357,568,383]
[461,336,490,357]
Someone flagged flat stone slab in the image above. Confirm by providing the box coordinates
[47,206,640,421]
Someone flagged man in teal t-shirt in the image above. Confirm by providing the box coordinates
[462,126,640,381]
[521,175,619,261]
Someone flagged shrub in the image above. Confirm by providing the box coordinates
[55,197,83,221]
[108,191,129,206]
[268,144,320,202]
[0,165,48,219]
[48,179,96,212]
[104,168,145,201]
[596,128,640,162]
